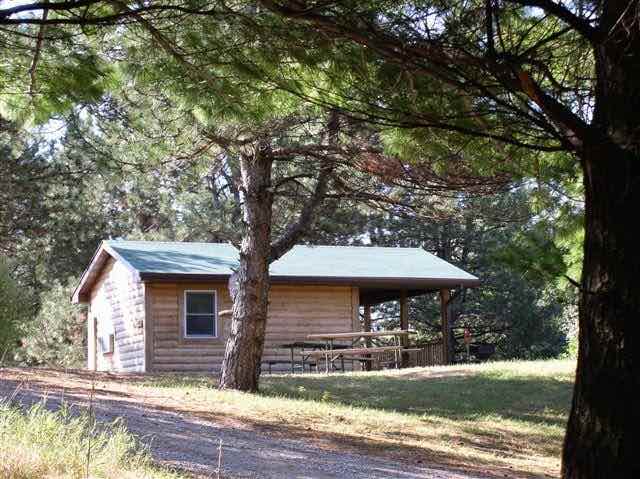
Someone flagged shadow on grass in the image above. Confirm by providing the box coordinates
[0,372,507,479]
[0,367,573,479]
[258,372,573,427]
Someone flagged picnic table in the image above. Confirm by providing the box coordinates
[272,341,351,373]
[306,330,419,372]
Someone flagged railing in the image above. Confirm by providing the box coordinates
[370,341,444,368]
[415,341,445,366]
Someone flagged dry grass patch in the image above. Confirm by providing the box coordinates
[0,402,183,479]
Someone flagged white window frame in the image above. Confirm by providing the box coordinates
[99,332,115,355]
[183,290,218,339]
[106,333,115,354]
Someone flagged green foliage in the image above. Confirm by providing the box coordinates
[0,25,117,125]
[492,223,568,284]
[325,188,573,360]
[0,258,33,363]
[0,120,52,255]
[0,2,585,368]
[15,281,86,368]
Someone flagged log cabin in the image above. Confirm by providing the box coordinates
[72,240,479,373]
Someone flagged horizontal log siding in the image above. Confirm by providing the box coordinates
[89,258,145,372]
[148,282,357,373]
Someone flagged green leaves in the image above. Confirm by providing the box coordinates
[492,223,568,284]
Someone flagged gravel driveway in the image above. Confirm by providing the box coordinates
[0,368,487,479]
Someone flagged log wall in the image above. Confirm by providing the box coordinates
[88,258,146,372]
[147,282,359,372]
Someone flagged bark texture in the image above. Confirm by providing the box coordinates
[219,145,273,392]
[562,2,640,476]
[219,113,338,392]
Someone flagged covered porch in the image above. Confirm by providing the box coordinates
[358,279,476,367]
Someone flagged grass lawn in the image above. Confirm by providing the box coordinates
[143,359,575,478]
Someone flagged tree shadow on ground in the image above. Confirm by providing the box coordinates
[1,367,572,478]
[137,367,572,477]
[259,371,573,427]
[0,373,506,479]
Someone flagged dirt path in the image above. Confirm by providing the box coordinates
[0,368,487,479]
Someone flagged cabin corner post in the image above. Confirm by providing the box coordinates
[88,315,97,371]
[144,284,154,373]
[439,289,451,364]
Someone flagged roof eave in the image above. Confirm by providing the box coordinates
[139,272,480,289]
[71,242,106,304]
[71,241,141,304]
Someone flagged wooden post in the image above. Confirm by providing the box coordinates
[363,304,372,334]
[400,290,408,336]
[400,290,409,367]
[363,304,372,371]
[440,289,451,364]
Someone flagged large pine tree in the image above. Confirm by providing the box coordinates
[1,1,637,474]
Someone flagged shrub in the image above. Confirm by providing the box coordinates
[0,258,32,364]
[16,280,86,368]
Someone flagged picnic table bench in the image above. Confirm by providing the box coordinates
[263,358,315,374]
[271,331,421,373]
[271,341,351,373]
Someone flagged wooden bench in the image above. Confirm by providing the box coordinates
[262,359,316,374]
[375,348,424,368]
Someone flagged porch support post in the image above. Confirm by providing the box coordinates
[439,288,451,364]
[400,290,409,336]
[363,303,372,333]
[400,289,409,367]
[363,303,372,371]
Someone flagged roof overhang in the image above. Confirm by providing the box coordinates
[139,272,479,306]
[72,241,480,305]
[138,272,479,288]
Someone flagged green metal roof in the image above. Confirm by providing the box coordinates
[105,240,239,276]
[104,240,478,284]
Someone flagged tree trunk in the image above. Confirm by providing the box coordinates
[562,4,640,472]
[562,144,640,478]
[219,145,273,392]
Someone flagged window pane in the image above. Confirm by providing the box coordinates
[186,292,214,314]
[186,314,215,336]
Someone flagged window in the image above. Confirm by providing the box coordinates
[184,290,217,338]
[99,331,115,354]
